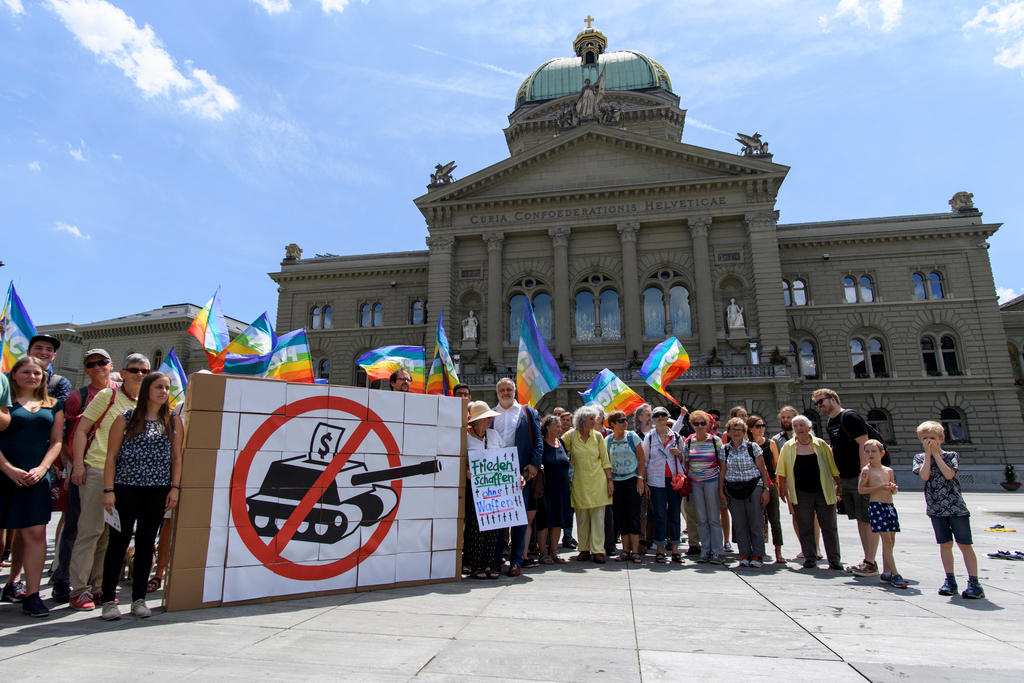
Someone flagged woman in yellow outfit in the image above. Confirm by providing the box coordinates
[562,405,613,563]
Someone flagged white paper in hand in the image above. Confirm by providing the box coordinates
[104,508,122,532]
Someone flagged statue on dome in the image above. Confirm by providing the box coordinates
[575,68,606,122]
[736,132,770,157]
[949,191,975,212]
[284,243,302,261]
[430,161,457,186]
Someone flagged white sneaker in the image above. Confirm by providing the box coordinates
[131,599,151,618]
[723,542,734,553]
[100,601,121,621]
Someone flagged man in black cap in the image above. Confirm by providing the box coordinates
[27,334,72,402]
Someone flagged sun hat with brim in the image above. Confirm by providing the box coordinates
[29,334,61,351]
[467,401,500,423]
[652,406,670,418]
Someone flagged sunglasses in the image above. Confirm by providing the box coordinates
[653,414,669,419]
[814,398,828,406]
[124,367,150,375]
[612,418,628,424]
[85,359,111,368]
[753,423,766,428]
[691,420,707,426]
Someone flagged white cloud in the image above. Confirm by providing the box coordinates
[3,0,25,15]
[410,43,525,79]
[111,153,121,160]
[54,221,92,240]
[181,68,239,119]
[965,2,1024,71]
[251,0,291,14]
[27,160,41,171]
[45,0,239,119]
[68,139,86,161]
[321,0,350,13]
[686,117,733,137]
[998,286,1022,303]
[820,0,902,33]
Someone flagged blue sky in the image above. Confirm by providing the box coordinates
[3,0,1024,329]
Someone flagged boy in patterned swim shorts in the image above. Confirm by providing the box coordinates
[858,440,907,589]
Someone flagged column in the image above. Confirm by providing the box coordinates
[617,222,642,358]
[548,226,572,360]
[484,231,505,366]
[744,211,790,353]
[425,235,455,341]
[688,216,716,354]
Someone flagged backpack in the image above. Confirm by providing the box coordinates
[838,409,890,466]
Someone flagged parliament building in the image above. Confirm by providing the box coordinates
[44,24,1024,489]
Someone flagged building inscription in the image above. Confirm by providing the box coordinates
[468,196,729,226]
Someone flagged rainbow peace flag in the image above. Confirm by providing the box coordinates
[265,328,314,383]
[157,347,188,410]
[187,287,230,362]
[0,282,37,373]
[426,310,459,395]
[516,298,561,406]
[220,312,277,376]
[356,345,426,393]
[638,337,690,405]
[579,369,645,416]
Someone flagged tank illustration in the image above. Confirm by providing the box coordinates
[245,422,440,544]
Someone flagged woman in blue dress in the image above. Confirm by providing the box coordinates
[0,357,65,617]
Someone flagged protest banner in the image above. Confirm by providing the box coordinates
[468,447,527,532]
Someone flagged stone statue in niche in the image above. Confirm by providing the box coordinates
[726,298,745,330]
[462,310,478,341]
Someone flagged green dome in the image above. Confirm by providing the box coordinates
[515,49,673,109]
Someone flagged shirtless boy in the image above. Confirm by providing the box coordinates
[858,439,907,589]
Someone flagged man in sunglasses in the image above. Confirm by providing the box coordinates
[49,349,118,602]
[67,353,150,611]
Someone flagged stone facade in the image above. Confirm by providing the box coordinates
[267,28,1024,489]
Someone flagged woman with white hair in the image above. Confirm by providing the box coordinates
[775,415,843,570]
[562,405,613,563]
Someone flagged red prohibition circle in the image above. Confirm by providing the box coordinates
[229,395,401,581]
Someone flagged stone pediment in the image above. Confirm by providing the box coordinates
[415,124,788,213]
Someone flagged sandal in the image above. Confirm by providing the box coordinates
[486,566,501,579]
[146,577,163,593]
[541,555,554,565]
[631,552,643,564]
[553,555,569,564]
[671,553,683,563]
[471,568,489,580]
[615,551,630,562]
[655,552,667,564]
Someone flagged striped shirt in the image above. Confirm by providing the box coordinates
[684,435,722,482]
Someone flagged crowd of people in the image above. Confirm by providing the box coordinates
[453,379,987,601]
[0,346,987,620]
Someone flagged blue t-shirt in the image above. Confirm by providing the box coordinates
[606,431,640,481]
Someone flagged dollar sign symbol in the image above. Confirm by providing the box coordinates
[317,432,333,459]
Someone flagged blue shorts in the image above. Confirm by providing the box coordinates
[930,515,973,545]
[867,501,900,533]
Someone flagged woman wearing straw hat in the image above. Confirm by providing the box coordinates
[463,401,503,579]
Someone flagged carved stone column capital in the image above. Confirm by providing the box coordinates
[425,235,455,253]
[687,215,712,237]
[616,222,640,243]
[548,226,571,248]
[483,231,505,252]
[744,211,779,233]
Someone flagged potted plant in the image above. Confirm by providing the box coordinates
[707,347,724,366]
[1001,464,1021,491]
[769,347,786,365]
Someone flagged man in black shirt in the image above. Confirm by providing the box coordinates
[812,388,879,577]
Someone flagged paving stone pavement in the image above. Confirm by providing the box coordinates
[2,493,1022,682]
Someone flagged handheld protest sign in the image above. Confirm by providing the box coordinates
[164,374,466,611]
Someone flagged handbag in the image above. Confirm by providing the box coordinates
[725,477,760,500]
[669,472,691,497]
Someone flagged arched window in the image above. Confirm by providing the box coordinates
[574,290,596,342]
[533,292,553,340]
[792,279,808,306]
[411,300,425,325]
[921,332,962,376]
[152,349,163,369]
[851,335,888,378]
[929,272,945,299]
[600,289,621,340]
[940,407,967,443]
[311,306,322,330]
[803,408,823,437]
[372,303,383,327]
[859,275,875,303]
[359,303,371,328]
[643,287,665,339]
[844,274,876,303]
[509,293,526,344]
[668,285,691,337]
[867,408,894,443]
[317,358,330,381]
[322,305,332,329]
[798,340,818,378]
[912,273,927,300]
[782,280,792,307]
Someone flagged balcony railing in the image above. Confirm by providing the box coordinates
[459,363,790,387]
